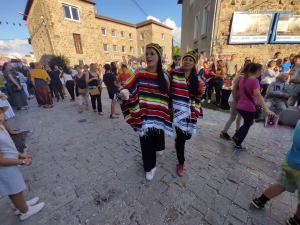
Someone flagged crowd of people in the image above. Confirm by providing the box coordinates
[0,47,300,224]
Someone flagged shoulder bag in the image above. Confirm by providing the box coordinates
[243,85,262,119]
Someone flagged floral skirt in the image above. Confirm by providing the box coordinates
[36,85,52,105]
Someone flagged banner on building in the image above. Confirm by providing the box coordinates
[270,11,300,43]
[229,11,276,44]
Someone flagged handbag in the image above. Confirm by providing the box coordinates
[90,87,99,95]
[243,85,262,119]
[78,88,87,95]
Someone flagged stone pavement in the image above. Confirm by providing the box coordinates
[0,89,297,225]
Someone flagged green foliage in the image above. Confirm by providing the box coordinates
[49,55,70,68]
[173,46,181,56]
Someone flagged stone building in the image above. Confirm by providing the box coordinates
[23,0,172,66]
[178,0,300,65]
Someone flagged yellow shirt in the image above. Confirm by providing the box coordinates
[118,68,132,75]
[30,69,49,82]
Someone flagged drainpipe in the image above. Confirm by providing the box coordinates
[209,0,218,56]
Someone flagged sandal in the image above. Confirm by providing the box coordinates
[93,109,97,112]
[44,105,49,108]
[99,112,104,116]
[49,105,54,108]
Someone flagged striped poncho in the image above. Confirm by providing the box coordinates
[171,69,204,135]
[118,70,173,137]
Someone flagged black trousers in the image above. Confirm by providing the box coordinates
[175,127,192,165]
[212,79,223,103]
[51,84,64,100]
[234,109,256,146]
[261,84,269,97]
[66,80,75,100]
[48,84,54,97]
[90,92,102,112]
[139,129,165,172]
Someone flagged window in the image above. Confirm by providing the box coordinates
[122,46,126,54]
[63,4,80,21]
[78,59,84,66]
[140,33,144,40]
[112,30,116,37]
[121,31,124,39]
[113,45,118,53]
[202,4,210,34]
[162,46,165,54]
[73,34,83,54]
[129,33,133,40]
[130,46,134,54]
[162,33,165,40]
[101,28,106,36]
[194,13,200,39]
[103,44,108,53]
[141,46,144,54]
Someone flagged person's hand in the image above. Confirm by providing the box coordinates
[0,94,8,100]
[24,158,32,166]
[17,85,22,90]
[19,153,33,159]
[266,110,276,118]
[281,93,290,99]
[119,92,127,100]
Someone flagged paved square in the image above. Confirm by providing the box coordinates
[0,90,296,225]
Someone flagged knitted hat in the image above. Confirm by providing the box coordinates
[173,54,181,59]
[183,50,198,63]
[146,43,163,58]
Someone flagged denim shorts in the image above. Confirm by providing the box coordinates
[276,161,300,201]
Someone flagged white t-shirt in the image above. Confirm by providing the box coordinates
[71,69,77,77]
[63,73,73,83]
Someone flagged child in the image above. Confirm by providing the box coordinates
[281,57,292,73]
[251,120,300,225]
[201,61,214,103]
[0,106,45,220]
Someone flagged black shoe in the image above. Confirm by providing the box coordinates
[235,145,247,151]
[214,102,220,106]
[251,198,265,209]
[110,115,118,119]
[287,217,300,225]
[220,132,231,140]
[232,136,238,144]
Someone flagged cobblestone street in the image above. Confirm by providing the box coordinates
[0,89,297,225]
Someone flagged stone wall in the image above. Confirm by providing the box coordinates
[213,0,300,66]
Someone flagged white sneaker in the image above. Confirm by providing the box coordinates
[19,202,45,220]
[14,197,39,215]
[157,150,164,156]
[146,167,156,181]
[201,99,205,103]
[207,100,211,104]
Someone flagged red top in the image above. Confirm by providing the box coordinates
[118,73,131,85]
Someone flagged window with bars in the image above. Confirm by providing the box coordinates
[73,34,83,54]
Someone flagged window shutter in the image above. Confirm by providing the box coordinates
[73,34,83,54]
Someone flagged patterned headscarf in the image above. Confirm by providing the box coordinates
[183,50,198,63]
[146,43,163,58]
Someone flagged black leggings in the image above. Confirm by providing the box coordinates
[51,84,64,100]
[234,109,256,146]
[90,92,102,112]
[212,79,223,103]
[175,127,192,165]
[65,80,75,100]
[139,129,165,172]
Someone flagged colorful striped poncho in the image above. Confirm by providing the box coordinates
[171,69,204,135]
[118,70,173,137]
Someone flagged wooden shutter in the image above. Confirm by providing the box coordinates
[73,34,83,54]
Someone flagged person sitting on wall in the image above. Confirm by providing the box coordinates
[256,73,291,122]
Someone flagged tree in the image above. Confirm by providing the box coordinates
[173,46,181,56]
[49,54,70,68]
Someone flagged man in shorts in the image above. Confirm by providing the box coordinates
[103,64,120,119]
[251,120,300,225]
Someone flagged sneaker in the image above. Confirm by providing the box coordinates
[146,167,156,181]
[235,145,247,151]
[177,164,184,177]
[201,99,206,103]
[232,136,238,144]
[109,115,118,119]
[251,198,265,209]
[157,150,164,155]
[287,217,300,225]
[220,132,231,140]
[207,99,211,104]
[14,197,40,215]
[20,202,45,220]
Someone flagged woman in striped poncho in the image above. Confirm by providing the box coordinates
[170,50,205,177]
[119,43,172,181]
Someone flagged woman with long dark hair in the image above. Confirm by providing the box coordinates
[170,50,205,177]
[119,43,172,181]
[167,54,181,73]
[232,63,275,150]
[2,63,28,110]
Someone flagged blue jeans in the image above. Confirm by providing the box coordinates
[234,109,256,146]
